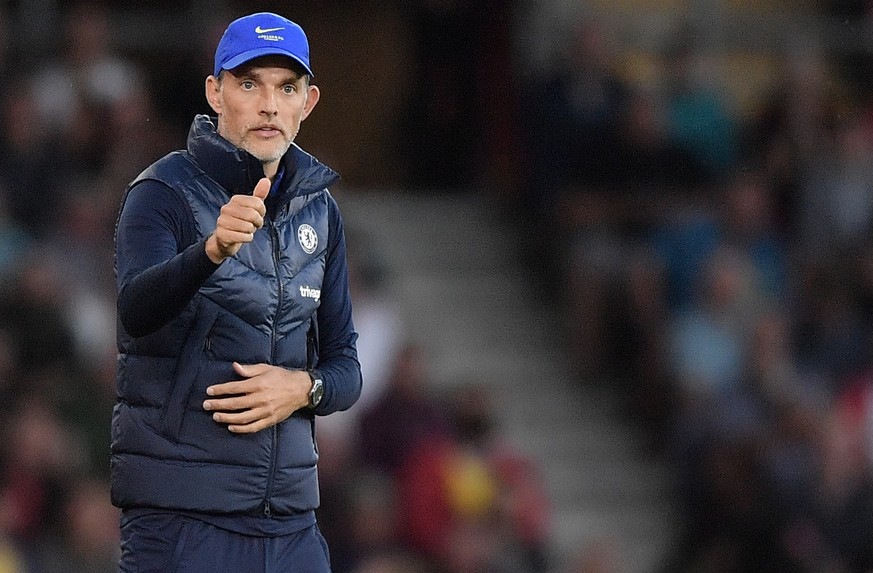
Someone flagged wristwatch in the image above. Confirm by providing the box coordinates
[307,370,324,408]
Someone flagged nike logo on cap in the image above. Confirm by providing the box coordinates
[255,25,284,34]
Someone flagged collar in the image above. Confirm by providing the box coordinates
[185,115,340,205]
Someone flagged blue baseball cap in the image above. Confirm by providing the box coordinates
[213,12,313,78]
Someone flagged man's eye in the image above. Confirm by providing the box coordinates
[242,81,255,89]
[283,85,296,94]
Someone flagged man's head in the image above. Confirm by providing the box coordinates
[206,13,320,178]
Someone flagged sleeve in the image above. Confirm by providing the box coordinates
[115,179,220,338]
[311,194,363,415]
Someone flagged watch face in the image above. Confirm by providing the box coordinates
[310,379,324,407]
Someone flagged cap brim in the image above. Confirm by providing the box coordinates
[219,47,313,77]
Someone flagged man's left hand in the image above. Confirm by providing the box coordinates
[203,362,312,433]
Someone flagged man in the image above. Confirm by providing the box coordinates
[111,12,362,572]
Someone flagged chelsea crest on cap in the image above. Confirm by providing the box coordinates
[214,12,313,78]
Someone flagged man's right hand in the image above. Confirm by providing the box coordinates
[205,177,271,263]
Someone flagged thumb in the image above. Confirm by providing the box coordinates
[233,361,269,378]
[253,177,271,201]
[233,361,254,378]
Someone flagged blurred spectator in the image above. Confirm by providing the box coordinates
[791,261,871,389]
[395,429,467,564]
[29,2,143,138]
[521,18,631,211]
[652,170,788,312]
[0,89,65,238]
[358,343,451,477]
[604,88,707,193]
[0,397,86,547]
[449,384,551,572]
[352,344,452,567]
[392,382,550,572]
[798,113,873,260]
[740,45,840,236]
[666,245,766,401]
[660,23,737,181]
[0,254,78,380]
[820,376,873,570]
[44,188,116,363]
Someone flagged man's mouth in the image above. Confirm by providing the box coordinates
[253,125,282,137]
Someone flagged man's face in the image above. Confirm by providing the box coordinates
[206,55,319,176]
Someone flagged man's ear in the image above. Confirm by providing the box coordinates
[301,84,320,121]
[205,75,222,114]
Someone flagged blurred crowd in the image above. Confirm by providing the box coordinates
[0,3,181,572]
[2,1,873,572]
[517,4,873,573]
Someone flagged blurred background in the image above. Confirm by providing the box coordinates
[0,0,873,571]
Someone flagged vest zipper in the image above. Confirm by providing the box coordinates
[267,218,285,361]
[262,218,283,517]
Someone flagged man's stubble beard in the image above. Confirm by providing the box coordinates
[245,136,293,166]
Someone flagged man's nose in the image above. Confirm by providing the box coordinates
[260,91,278,115]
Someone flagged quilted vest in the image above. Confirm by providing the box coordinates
[111,116,337,516]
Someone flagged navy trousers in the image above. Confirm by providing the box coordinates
[118,513,331,573]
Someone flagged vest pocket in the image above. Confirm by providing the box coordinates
[160,302,220,441]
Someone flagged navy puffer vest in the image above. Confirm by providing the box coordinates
[111,115,338,515]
